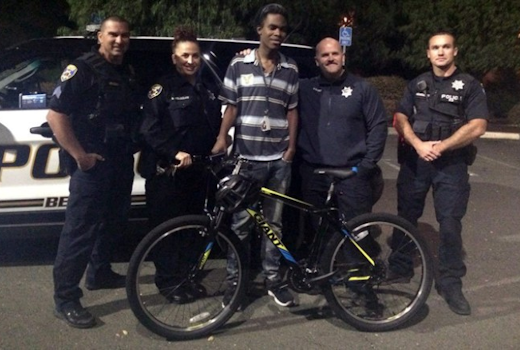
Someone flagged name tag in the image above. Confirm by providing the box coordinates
[440,94,461,103]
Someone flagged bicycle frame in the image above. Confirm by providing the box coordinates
[196,157,375,285]
[126,157,434,339]
[245,186,375,285]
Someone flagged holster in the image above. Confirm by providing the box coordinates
[397,138,412,164]
[58,149,77,175]
[156,162,177,177]
[464,144,478,165]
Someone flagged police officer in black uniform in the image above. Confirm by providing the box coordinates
[394,31,488,316]
[139,28,222,303]
[298,37,387,242]
[47,16,139,328]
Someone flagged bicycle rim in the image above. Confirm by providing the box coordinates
[321,213,433,331]
[126,215,246,340]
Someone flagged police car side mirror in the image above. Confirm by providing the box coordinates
[30,122,53,138]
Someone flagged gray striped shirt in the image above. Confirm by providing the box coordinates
[219,49,299,161]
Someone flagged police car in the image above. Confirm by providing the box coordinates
[0,36,316,237]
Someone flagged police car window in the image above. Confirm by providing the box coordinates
[200,50,224,88]
[0,58,64,110]
[125,46,225,94]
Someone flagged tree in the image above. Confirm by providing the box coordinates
[396,0,520,77]
[59,0,266,38]
[0,0,74,50]
[58,0,404,75]
[6,0,520,78]
[268,0,404,75]
[336,1,402,75]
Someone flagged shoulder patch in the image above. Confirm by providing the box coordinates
[60,64,78,82]
[148,84,163,99]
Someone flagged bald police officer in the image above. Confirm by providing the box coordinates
[298,37,387,230]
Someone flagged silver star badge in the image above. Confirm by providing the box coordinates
[452,80,464,91]
[341,86,353,98]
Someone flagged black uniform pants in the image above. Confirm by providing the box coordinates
[53,153,134,310]
[397,155,470,290]
[299,161,382,255]
[300,161,381,222]
[145,165,210,289]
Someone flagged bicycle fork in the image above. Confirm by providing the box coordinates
[191,211,226,277]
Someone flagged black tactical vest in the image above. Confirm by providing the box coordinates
[58,52,139,174]
[80,52,138,147]
[411,71,471,141]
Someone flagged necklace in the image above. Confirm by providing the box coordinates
[256,50,278,132]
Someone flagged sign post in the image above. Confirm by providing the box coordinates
[338,11,355,61]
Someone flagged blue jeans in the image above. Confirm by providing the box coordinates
[226,159,291,285]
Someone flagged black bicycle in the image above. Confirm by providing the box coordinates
[126,155,433,340]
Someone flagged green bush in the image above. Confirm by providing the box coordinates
[504,103,520,126]
[366,75,407,121]
[485,84,520,125]
[481,68,520,125]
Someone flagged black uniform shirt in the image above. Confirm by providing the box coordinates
[140,70,222,168]
[298,72,388,172]
[397,69,489,123]
[49,50,138,152]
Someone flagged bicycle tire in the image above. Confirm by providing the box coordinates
[126,215,247,340]
[320,212,433,332]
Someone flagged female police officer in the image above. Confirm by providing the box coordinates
[139,27,222,303]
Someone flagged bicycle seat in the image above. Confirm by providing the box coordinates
[314,168,356,180]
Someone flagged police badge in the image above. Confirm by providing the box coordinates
[148,84,163,99]
[60,65,78,82]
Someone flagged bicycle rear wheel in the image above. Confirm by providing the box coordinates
[126,215,247,340]
[320,213,433,332]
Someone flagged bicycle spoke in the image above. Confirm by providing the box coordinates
[126,216,246,340]
[321,213,433,331]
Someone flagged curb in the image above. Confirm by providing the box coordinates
[480,131,520,140]
[387,128,520,140]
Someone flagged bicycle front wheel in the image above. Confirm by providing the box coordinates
[320,213,433,332]
[126,215,247,340]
